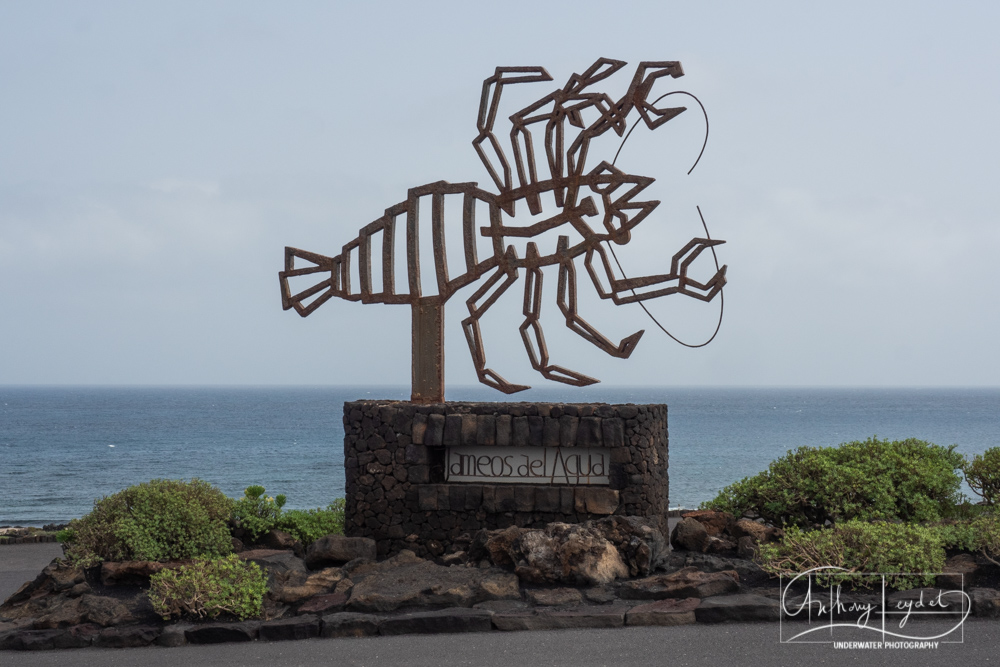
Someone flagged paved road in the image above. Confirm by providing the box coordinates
[2,622,999,667]
[4,542,998,666]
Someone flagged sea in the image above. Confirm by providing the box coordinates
[1,386,998,526]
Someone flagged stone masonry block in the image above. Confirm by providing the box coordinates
[404,444,429,465]
[559,416,579,446]
[610,447,632,464]
[425,414,445,447]
[542,418,561,447]
[602,418,624,448]
[559,487,576,513]
[449,485,466,511]
[443,415,463,447]
[573,488,587,514]
[436,485,451,510]
[409,465,430,485]
[464,484,483,510]
[461,414,478,445]
[496,415,511,446]
[576,417,602,447]
[512,417,530,447]
[476,415,496,446]
[527,416,544,445]
[495,486,516,512]
[417,486,438,511]
[514,486,535,512]
[535,487,560,512]
[618,405,639,419]
[482,486,496,513]
[595,405,616,418]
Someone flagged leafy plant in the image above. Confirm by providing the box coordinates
[968,511,1000,566]
[276,499,346,544]
[148,554,267,620]
[932,520,979,552]
[63,479,233,566]
[963,447,1000,505]
[230,485,287,542]
[701,437,965,527]
[756,520,948,590]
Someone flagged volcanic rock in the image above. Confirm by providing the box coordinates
[618,567,739,600]
[345,551,518,612]
[681,510,735,537]
[305,536,377,570]
[625,597,700,626]
[670,517,710,552]
[271,567,344,604]
[525,588,583,606]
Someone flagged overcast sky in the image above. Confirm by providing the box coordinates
[1,1,997,390]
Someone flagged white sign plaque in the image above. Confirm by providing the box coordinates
[444,446,609,485]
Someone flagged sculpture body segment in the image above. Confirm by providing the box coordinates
[279,58,727,402]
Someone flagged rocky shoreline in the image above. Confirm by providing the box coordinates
[0,526,65,546]
[3,512,999,651]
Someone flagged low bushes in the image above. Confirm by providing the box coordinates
[706,437,1000,588]
[277,499,346,544]
[148,554,267,620]
[54,479,343,623]
[702,437,965,527]
[756,521,948,589]
[62,479,233,567]
[231,485,345,544]
[60,479,347,567]
[757,512,1000,588]
[230,485,287,542]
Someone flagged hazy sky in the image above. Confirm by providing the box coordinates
[1,1,998,389]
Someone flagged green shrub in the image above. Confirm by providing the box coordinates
[276,499,345,544]
[701,437,965,527]
[148,554,267,620]
[963,447,1000,505]
[758,513,1000,588]
[933,520,980,552]
[969,511,1000,565]
[62,479,233,566]
[756,520,947,589]
[230,485,286,541]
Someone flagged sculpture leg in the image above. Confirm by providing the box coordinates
[461,260,529,394]
[520,244,598,386]
[558,238,644,358]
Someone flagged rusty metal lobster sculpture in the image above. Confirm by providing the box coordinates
[279,58,727,403]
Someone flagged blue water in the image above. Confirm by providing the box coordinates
[1,386,998,525]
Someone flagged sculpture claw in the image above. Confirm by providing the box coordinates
[480,369,530,395]
[540,365,599,387]
[613,330,644,358]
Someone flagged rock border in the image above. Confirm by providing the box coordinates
[4,518,1000,652]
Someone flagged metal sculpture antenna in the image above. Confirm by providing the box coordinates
[279,58,727,403]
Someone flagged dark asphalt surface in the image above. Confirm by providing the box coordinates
[3,541,998,666]
[2,622,999,667]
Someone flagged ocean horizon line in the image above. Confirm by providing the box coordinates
[3,384,999,391]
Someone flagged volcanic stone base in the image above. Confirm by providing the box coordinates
[343,401,668,557]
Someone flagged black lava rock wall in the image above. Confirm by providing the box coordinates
[343,401,668,557]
